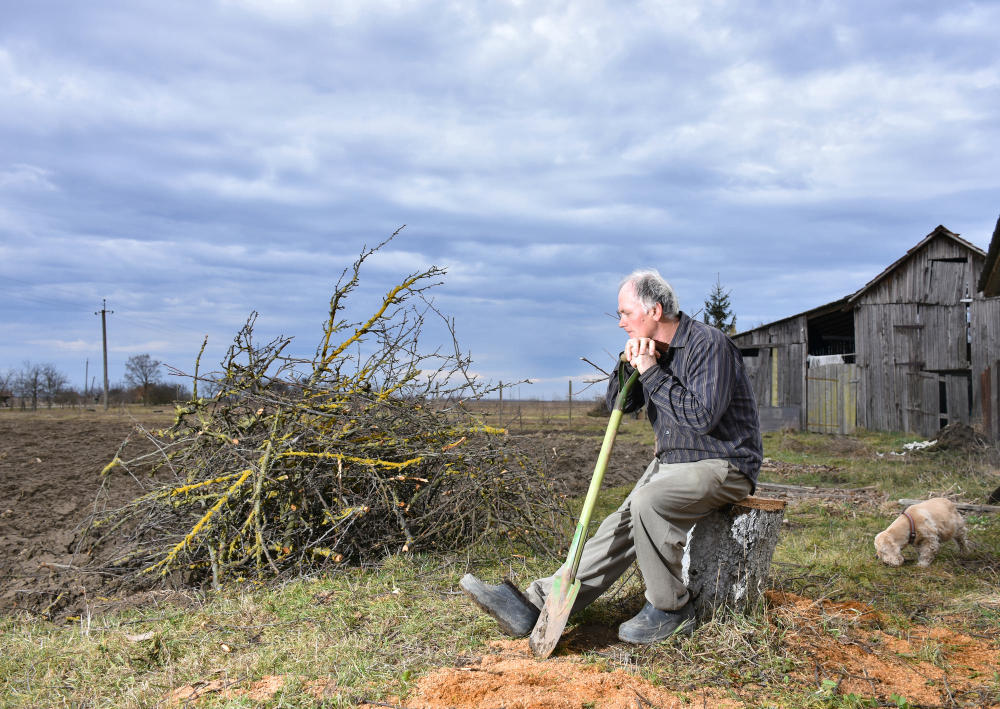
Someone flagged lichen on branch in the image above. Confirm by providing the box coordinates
[90,229,565,586]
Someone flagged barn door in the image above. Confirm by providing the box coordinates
[940,372,972,428]
[807,363,858,434]
[903,370,939,437]
[892,314,933,436]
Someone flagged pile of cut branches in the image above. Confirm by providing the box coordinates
[90,231,566,586]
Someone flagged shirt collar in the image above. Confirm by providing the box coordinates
[667,311,692,349]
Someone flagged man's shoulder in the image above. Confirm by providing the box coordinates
[684,318,733,348]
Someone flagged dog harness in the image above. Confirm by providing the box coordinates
[901,511,917,544]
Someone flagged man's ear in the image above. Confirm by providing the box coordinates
[650,302,662,319]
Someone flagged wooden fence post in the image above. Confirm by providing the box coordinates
[498,381,503,427]
[568,380,572,427]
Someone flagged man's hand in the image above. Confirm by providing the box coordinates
[624,338,661,374]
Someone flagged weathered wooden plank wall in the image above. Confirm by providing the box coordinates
[734,316,807,427]
[861,237,980,305]
[994,360,1000,444]
[854,235,988,438]
[971,298,1000,422]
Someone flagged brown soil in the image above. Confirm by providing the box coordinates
[766,590,1000,707]
[0,412,176,619]
[0,415,656,622]
[511,430,654,496]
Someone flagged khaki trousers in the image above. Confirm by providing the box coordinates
[525,458,752,613]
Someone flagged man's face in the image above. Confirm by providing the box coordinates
[617,284,658,339]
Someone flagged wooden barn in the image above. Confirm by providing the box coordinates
[733,225,1000,438]
[977,216,1000,441]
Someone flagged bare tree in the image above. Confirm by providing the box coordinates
[17,361,42,411]
[0,367,16,407]
[124,354,162,406]
[40,364,69,409]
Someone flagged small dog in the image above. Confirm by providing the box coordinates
[874,498,968,567]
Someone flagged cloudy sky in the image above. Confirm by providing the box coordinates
[1,0,998,400]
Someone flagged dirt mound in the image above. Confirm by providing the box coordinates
[927,422,991,452]
[404,642,739,709]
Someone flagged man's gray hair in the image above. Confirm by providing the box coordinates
[619,269,680,319]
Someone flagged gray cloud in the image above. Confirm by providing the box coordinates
[1,0,998,397]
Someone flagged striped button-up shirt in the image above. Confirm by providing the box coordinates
[606,311,763,491]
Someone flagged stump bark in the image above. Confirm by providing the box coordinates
[681,496,786,622]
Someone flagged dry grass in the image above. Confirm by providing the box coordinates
[2,430,1000,707]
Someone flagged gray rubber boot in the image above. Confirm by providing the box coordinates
[459,574,541,638]
[618,601,696,644]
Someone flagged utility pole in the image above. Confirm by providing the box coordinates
[95,299,113,411]
[568,380,573,427]
[84,358,89,398]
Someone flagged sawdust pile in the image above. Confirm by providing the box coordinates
[767,591,999,707]
[402,642,740,709]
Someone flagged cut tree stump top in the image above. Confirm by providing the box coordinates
[729,496,786,513]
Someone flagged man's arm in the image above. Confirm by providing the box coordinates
[606,358,646,414]
[638,334,737,434]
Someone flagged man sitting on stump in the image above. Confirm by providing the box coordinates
[461,268,762,644]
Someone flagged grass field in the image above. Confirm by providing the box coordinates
[2,410,999,707]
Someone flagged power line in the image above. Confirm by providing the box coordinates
[0,287,90,314]
[0,275,208,340]
[0,274,97,301]
[0,288,197,342]
[0,273,208,338]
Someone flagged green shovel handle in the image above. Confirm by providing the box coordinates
[565,358,640,578]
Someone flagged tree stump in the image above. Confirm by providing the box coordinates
[681,496,786,622]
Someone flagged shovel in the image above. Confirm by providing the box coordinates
[528,357,640,658]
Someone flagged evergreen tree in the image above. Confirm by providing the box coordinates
[703,274,737,335]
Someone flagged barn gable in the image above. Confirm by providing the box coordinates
[733,225,998,438]
[979,215,1000,298]
[847,225,986,307]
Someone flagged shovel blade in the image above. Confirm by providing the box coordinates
[528,570,579,658]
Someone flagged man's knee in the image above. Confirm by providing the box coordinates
[628,485,656,519]
[629,484,678,524]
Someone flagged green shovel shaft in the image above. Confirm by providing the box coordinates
[566,366,639,578]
